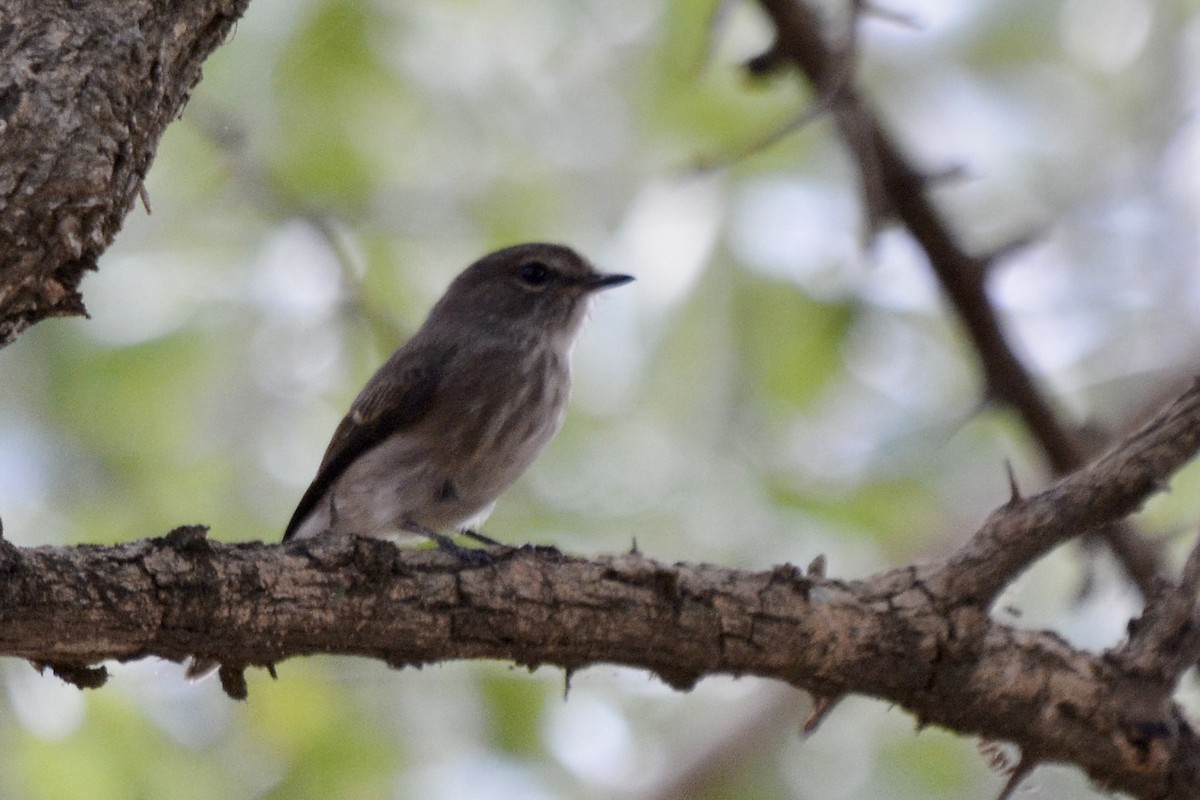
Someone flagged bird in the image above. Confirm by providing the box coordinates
[185,243,630,681]
[282,241,633,555]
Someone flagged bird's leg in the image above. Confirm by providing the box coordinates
[402,520,495,565]
[461,528,506,547]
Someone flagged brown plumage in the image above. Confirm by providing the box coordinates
[283,242,633,550]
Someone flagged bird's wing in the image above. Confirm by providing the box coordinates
[283,341,451,540]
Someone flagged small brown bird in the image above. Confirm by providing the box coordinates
[283,242,633,555]
[187,243,629,679]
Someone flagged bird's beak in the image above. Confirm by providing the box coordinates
[583,272,635,291]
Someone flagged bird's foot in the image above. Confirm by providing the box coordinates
[404,521,496,565]
[461,528,506,548]
[432,536,495,565]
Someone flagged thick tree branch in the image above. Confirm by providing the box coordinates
[1,538,1196,797]
[0,0,248,347]
[3,382,1200,798]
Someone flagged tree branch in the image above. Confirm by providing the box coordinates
[2,381,1200,797]
[751,0,1163,594]
[0,0,248,347]
[929,380,1200,605]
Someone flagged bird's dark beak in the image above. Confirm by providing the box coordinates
[583,272,635,291]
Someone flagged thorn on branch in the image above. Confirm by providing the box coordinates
[654,666,700,693]
[36,661,109,690]
[218,664,248,701]
[1004,460,1023,507]
[981,228,1046,273]
[994,754,1036,800]
[688,101,835,175]
[184,657,220,683]
[385,655,420,671]
[162,524,212,554]
[137,180,152,215]
[699,9,866,176]
[803,693,843,736]
[743,39,788,79]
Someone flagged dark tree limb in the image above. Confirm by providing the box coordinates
[1,382,1199,798]
[0,0,249,347]
[750,0,1163,595]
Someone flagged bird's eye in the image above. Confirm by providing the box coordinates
[518,262,551,287]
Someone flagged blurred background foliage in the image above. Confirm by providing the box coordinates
[3,0,1200,797]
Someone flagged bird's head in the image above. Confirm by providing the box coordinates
[430,242,633,345]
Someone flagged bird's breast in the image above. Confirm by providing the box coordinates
[440,344,570,496]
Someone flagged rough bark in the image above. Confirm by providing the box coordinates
[0,0,248,347]
[3,381,1200,799]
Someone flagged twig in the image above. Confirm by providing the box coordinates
[751,0,1163,595]
[928,380,1200,605]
